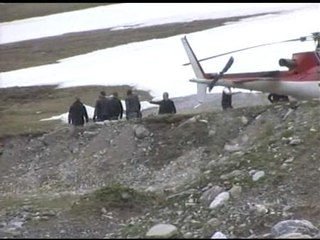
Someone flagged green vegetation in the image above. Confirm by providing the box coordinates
[70,183,161,215]
[143,113,195,124]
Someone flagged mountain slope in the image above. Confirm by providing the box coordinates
[0,99,319,238]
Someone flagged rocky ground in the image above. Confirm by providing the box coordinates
[1,4,319,239]
[0,99,319,238]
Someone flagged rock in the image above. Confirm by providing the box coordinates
[271,219,319,237]
[276,232,312,239]
[280,163,290,170]
[231,151,245,158]
[0,222,7,228]
[101,207,107,214]
[183,232,193,238]
[208,156,228,168]
[289,138,302,146]
[209,192,230,209]
[121,192,130,200]
[133,125,150,139]
[309,128,317,132]
[209,130,216,137]
[228,225,234,231]
[2,228,22,236]
[83,131,98,137]
[220,170,243,180]
[241,116,249,125]
[211,231,227,239]
[224,143,242,152]
[249,203,269,215]
[282,108,294,121]
[146,223,178,238]
[284,157,294,163]
[146,186,157,192]
[252,171,265,181]
[249,233,271,238]
[41,211,56,217]
[207,218,220,228]
[228,185,242,198]
[200,185,224,205]
[9,220,24,229]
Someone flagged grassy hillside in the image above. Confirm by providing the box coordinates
[0,3,112,22]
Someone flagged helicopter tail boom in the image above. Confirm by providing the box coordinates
[181,36,207,103]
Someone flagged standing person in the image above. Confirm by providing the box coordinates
[93,91,110,122]
[108,92,123,120]
[221,87,240,110]
[68,97,89,126]
[125,89,141,120]
[149,92,176,115]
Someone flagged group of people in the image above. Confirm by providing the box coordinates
[68,90,177,126]
[92,91,124,122]
[68,85,292,126]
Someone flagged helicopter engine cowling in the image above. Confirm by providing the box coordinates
[279,58,297,70]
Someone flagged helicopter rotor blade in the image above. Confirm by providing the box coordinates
[183,36,309,66]
[208,56,234,92]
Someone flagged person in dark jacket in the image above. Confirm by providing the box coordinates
[149,92,176,115]
[267,93,289,103]
[93,91,110,122]
[221,87,241,110]
[125,89,141,120]
[221,87,233,110]
[68,97,89,126]
[109,92,123,120]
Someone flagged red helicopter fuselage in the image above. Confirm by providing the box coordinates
[182,34,320,101]
[204,51,320,99]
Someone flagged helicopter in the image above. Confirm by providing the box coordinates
[181,32,320,104]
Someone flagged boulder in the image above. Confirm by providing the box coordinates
[224,143,242,152]
[228,185,242,198]
[211,231,227,239]
[209,192,230,209]
[133,125,150,139]
[200,185,224,205]
[271,219,319,237]
[252,171,265,181]
[276,232,312,239]
[146,223,178,238]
